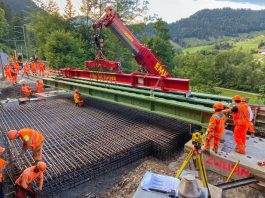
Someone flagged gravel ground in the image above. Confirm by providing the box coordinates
[103,151,265,198]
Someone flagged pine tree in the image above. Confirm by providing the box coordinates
[64,0,75,19]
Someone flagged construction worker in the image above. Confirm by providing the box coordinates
[36,80,45,93]
[223,95,249,154]
[0,147,6,198]
[38,61,45,76]
[74,89,84,107]
[15,161,46,198]
[22,62,31,78]
[241,97,255,138]
[14,62,20,74]
[11,65,18,84]
[204,102,226,153]
[7,129,44,162]
[31,62,37,76]
[4,64,11,80]
[21,82,33,97]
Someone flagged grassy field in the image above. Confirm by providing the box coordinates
[216,87,262,104]
[183,34,265,54]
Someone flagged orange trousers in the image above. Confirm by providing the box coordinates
[39,69,44,76]
[12,75,17,84]
[234,124,248,153]
[205,132,221,151]
[248,121,255,134]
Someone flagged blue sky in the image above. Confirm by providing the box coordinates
[48,0,265,23]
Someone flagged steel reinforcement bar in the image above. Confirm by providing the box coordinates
[0,98,193,196]
[43,77,213,127]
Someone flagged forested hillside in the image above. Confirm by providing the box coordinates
[2,0,38,14]
[168,8,265,43]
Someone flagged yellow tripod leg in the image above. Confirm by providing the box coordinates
[176,150,193,179]
[197,153,211,197]
[197,153,208,188]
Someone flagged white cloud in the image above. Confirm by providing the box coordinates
[45,0,265,23]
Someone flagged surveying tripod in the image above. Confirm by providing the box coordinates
[176,132,211,198]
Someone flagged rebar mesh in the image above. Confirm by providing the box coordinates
[0,98,194,196]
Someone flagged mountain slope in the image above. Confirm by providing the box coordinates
[217,0,265,5]
[168,8,265,43]
[2,0,39,14]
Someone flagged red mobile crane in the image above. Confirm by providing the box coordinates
[61,7,190,93]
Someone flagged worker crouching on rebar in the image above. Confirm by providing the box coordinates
[0,147,6,198]
[204,102,226,153]
[74,89,84,107]
[15,161,46,198]
[21,82,33,97]
[36,80,45,93]
[7,129,44,163]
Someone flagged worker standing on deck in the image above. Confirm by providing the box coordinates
[7,128,44,162]
[204,102,226,153]
[22,62,30,78]
[38,61,45,76]
[14,62,20,74]
[11,65,18,84]
[74,89,84,107]
[0,147,6,198]
[15,161,46,198]
[31,61,37,76]
[36,80,45,93]
[223,95,249,154]
[241,97,255,138]
[4,64,11,80]
[21,82,33,97]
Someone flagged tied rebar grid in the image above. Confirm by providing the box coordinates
[0,98,193,196]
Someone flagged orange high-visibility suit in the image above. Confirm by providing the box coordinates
[23,63,30,76]
[14,62,20,73]
[231,103,250,154]
[0,158,6,183]
[38,62,45,76]
[15,166,44,197]
[36,81,45,93]
[5,65,11,79]
[21,85,32,97]
[18,128,44,161]
[74,92,84,107]
[11,67,18,84]
[205,112,226,152]
[31,62,37,75]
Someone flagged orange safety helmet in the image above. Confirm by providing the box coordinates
[37,161,47,171]
[0,147,5,154]
[7,130,18,140]
[241,97,246,102]
[213,102,224,110]
[233,95,241,101]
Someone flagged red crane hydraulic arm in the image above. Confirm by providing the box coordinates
[93,7,171,77]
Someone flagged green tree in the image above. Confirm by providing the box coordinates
[31,12,68,58]
[0,8,8,39]
[45,30,85,69]
[64,0,75,19]
[143,18,175,73]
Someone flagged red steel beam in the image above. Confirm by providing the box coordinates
[60,68,190,93]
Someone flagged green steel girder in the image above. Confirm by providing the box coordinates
[63,77,232,102]
[43,77,213,127]
[54,77,230,108]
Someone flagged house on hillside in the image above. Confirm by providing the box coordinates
[259,49,265,55]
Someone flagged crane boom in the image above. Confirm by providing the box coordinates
[93,7,171,77]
